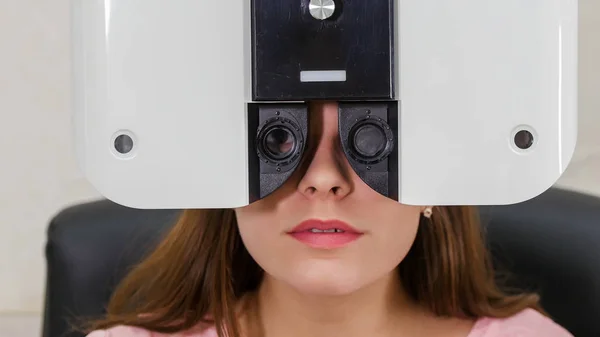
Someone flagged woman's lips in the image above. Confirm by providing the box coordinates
[287,219,364,249]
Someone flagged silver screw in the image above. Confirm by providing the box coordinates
[309,0,336,20]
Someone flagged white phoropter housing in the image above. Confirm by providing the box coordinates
[71,0,578,209]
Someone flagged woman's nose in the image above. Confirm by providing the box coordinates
[296,102,353,201]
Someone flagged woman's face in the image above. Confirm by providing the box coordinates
[235,101,423,296]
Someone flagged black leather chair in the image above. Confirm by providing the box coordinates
[43,188,600,337]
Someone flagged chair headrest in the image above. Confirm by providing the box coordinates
[480,188,600,337]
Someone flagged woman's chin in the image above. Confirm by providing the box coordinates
[283,264,364,296]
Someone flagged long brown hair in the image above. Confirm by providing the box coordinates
[85,206,543,336]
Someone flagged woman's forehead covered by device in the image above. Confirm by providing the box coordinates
[72,0,577,209]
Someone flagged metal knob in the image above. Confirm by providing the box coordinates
[309,0,336,20]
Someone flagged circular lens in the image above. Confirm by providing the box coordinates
[263,127,296,159]
[514,130,534,150]
[353,124,386,158]
[114,134,134,154]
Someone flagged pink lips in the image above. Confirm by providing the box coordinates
[287,219,364,249]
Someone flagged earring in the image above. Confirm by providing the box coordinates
[423,207,433,219]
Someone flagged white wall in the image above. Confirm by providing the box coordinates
[0,2,101,314]
[0,0,598,315]
[555,0,600,195]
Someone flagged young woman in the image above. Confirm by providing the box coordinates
[85,102,572,337]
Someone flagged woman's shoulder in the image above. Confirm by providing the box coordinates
[85,325,218,337]
[469,308,573,337]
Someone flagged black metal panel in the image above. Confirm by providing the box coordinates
[251,0,395,101]
[247,103,309,203]
[338,102,398,200]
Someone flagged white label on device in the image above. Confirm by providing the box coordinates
[300,70,347,82]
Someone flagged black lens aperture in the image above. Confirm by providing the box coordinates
[264,127,296,159]
[256,115,304,167]
[347,118,393,165]
[353,124,386,157]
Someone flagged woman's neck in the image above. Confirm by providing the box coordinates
[249,271,424,337]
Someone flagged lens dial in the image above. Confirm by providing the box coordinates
[348,117,394,165]
[256,117,304,166]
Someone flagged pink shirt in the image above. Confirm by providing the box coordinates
[86,308,573,337]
